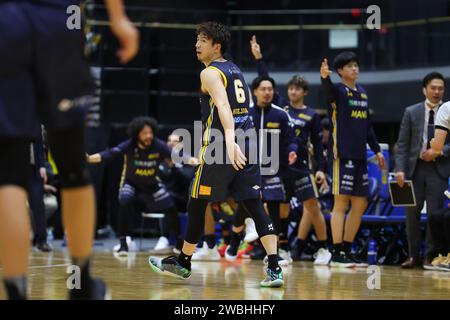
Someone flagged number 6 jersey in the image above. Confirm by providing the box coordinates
[199,60,254,146]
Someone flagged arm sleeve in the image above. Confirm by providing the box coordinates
[311,113,326,172]
[99,139,132,163]
[256,58,269,77]
[320,76,337,104]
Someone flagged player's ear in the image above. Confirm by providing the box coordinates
[422,86,427,97]
[214,42,222,53]
[304,89,309,97]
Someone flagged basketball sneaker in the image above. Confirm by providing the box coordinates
[113,236,136,253]
[424,254,447,271]
[260,268,284,288]
[348,253,368,268]
[437,253,450,272]
[154,236,170,251]
[313,248,332,266]
[148,255,191,279]
[330,251,355,268]
[278,249,293,265]
[114,242,129,257]
[237,241,254,259]
[217,239,227,257]
[225,245,238,262]
[191,243,221,261]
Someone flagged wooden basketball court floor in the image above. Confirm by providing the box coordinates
[1,247,450,300]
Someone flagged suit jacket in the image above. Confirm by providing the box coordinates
[395,102,450,179]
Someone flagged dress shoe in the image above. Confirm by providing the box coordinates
[401,257,422,269]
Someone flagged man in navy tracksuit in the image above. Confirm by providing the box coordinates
[225,75,298,265]
[87,117,185,256]
[250,35,331,265]
[320,52,386,267]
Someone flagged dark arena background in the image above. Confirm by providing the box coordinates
[1,0,450,310]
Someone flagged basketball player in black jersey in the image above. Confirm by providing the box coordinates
[149,21,283,287]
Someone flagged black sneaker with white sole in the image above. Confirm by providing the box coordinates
[348,253,369,268]
[330,251,355,268]
[148,255,191,279]
[115,242,129,257]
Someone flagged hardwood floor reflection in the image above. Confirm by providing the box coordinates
[1,251,449,300]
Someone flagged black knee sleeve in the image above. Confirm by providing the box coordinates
[0,138,31,190]
[46,125,90,188]
[184,198,209,245]
[240,198,276,238]
[266,201,281,235]
[233,204,247,228]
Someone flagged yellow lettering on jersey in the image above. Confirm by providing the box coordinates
[148,153,160,160]
[361,93,368,99]
[298,113,312,121]
[266,122,280,129]
[347,92,353,97]
[135,168,155,176]
[351,110,367,119]
[233,108,248,115]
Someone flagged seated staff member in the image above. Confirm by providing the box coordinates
[87,117,191,256]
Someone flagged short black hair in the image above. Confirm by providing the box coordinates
[287,75,309,91]
[252,75,276,91]
[422,72,446,88]
[333,51,359,75]
[196,21,231,55]
[127,116,158,142]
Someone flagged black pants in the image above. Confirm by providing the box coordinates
[428,207,450,255]
[406,160,447,259]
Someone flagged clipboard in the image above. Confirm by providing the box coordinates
[389,180,417,207]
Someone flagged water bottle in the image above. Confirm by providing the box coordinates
[367,239,377,265]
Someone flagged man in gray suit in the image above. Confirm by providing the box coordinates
[395,72,450,268]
